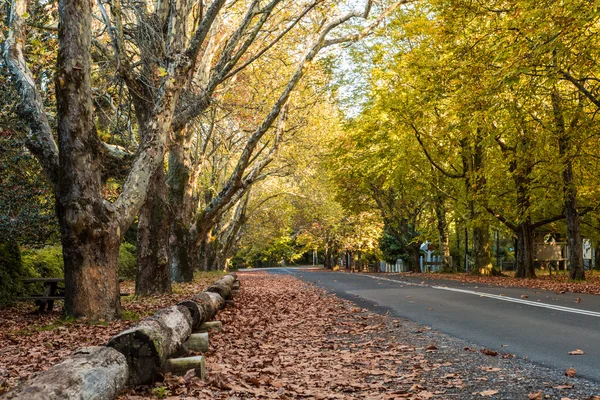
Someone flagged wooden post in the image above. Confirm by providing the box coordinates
[183,332,209,353]
[163,356,206,378]
[195,321,222,333]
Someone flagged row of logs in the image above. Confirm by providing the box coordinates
[3,273,239,400]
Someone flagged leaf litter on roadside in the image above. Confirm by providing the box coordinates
[121,272,592,399]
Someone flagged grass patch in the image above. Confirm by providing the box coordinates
[121,309,140,321]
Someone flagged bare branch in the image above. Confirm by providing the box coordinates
[412,124,465,179]
[3,0,59,189]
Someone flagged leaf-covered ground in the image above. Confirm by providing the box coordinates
[123,272,600,399]
[0,272,224,394]
[391,271,600,296]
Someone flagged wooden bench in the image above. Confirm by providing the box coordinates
[18,278,130,313]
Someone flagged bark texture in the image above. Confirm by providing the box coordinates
[206,275,236,299]
[107,305,193,385]
[136,167,172,296]
[3,347,128,400]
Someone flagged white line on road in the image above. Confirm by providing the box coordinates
[357,274,600,318]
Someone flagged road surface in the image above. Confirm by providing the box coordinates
[256,267,600,382]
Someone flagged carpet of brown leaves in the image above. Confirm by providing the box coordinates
[2,271,598,399]
[0,272,224,393]
[405,271,600,295]
[122,272,599,399]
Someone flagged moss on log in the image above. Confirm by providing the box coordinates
[106,305,192,385]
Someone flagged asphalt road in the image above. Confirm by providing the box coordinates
[259,267,600,382]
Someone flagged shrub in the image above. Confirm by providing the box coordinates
[118,242,137,279]
[21,245,64,279]
[0,242,24,306]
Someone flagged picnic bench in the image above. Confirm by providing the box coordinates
[18,278,130,312]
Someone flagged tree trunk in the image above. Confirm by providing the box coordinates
[434,194,451,271]
[136,166,172,296]
[466,130,497,275]
[168,142,194,283]
[58,214,122,319]
[473,226,498,275]
[515,222,535,278]
[552,89,585,281]
[407,241,421,273]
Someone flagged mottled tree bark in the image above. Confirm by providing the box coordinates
[167,139,194,282]
[136,166,171,296]
[515,223,535,278]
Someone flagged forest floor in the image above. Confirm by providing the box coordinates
[2,271,600,399]
[0,271,224,394]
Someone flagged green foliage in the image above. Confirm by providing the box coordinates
[152,386,171,399]
[21,245,64,279]
[237,229,306,268]
[118,242,137,279]
[0,130,58,246]
[0,242,24,306]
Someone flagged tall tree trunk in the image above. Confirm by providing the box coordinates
[514,222,535,278]
[54,0,121,319]
[467,130,497,275]
[552,89,585,281]
[58,212,122,319]
[167,139,194,282]
[433,194,451,271]
[471,128,499,275]
[136,167,171,296]
[407,241,421,273]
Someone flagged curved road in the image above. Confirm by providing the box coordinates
[262,267,600,382]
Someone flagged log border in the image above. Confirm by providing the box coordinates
[2,273,239,399]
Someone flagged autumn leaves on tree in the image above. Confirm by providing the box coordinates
[3,0,600,320]
[2,0,403,319]
[330,0,600,280]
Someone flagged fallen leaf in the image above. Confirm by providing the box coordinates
[565,368,577,377]
[425,344,438,351]
[479,389,499,396]
[528,391,542,399]
[521,295,529,298]
[553,384,573,390]
[480,348,498,357]
[575,297,582,303]
[568,349,584,355]
[417,390,435,399]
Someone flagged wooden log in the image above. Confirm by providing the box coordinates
[3,347,128,400]
[205,291,225,310]
[107,305,192,385]
[205,275,236,299]
[196,320,222,333]
[162,356,206,378]
[225,299,235,307]
[189,292,219,321]
[182,332,209,353]
[177,300,202,329]
[232,280,240,290]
